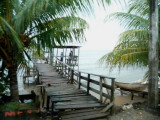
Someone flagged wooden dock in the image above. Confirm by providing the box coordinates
[36,61,115,120]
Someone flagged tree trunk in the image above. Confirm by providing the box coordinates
[9,64,19,102]
[148,0,159,108]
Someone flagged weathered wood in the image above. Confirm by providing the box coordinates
[59,108,103,115]
[80,77,112,89]
[81,83,111,99]
[89,87,111,99]
[48,90,86,96]
[68,68,70,81]
[111,78,115,114]
[71,69,74,84]
[101,102,114,113]
[87,74,90,95]
[55,103,107,110]
[46,96,50,111]
[148,0,159,109]
[100,77,103,102]
[61,110,109,120]
[80,76,88,81]
[52,96,98,102]
[36,63,115,119]
[78,72,81,89]
[55,100,97,106]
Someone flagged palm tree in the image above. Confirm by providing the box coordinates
[100,0,160,108]
[0,0,111,102]
[99,0,158,71]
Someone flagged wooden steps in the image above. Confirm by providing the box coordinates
[36,63,113,120]
[60,108,109,120]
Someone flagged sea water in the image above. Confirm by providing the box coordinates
[78,49,147,83]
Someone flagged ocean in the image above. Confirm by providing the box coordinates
[78,49,147,83]
[17,49,147,92]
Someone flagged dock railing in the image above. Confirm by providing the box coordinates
[54,58,115,114]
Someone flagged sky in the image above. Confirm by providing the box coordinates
[80,1,127,50]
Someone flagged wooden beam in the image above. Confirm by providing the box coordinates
[78,72,81,89]
[101,101,114,113]
[87,74,90,95]
[99,77,103,102]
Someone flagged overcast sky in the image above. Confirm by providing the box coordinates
[80,1,127,50]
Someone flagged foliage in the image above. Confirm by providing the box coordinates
[0,69,9,95]
[100,0,160,71]
[0,0,112,102]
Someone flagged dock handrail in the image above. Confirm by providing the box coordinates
[54,58,115,114]
[55,57,115,79]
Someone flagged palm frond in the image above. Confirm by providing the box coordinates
[0,17,23,49]
[128,0,149,18]
[29,16,88,49]
[99,47,148,71]
[105,12,148,30]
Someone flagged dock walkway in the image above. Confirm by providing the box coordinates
[36,63,114,120]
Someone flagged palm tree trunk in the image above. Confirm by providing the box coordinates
[148,0,159,108]
[9,64,19,102]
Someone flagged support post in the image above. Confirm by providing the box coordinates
[111,78,115,115]
[50,48,53,65]
[99,77,103,103]
[71,69,74,84]
[148,0,159,109]
[78,72,81,89]
[68,68,70,81]
[87,74,90,95]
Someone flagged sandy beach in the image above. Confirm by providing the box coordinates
[108,90,160,120]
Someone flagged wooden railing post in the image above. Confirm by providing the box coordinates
[55,60,57,70]
[99,77,103,103]
[61,62,64,75]
[57,61,59,72]
[64,65,67,76]
[87,74,90,95]
[68,68,70,80]
[61,62,63,75]
[36,68,40,85]
[111,78,115,114]
[71,69,74,84]
[58,62,61,74]
[78,72,81,89]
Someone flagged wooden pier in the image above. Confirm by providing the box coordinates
[36,59,115,120]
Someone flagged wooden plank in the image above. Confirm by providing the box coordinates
[51,97,72,102]
[55,103,107,110]
[61,111,109,120]
[47,89,81,94]
[55,100,98,106]
[46,88,76,94]
[51,96,98,102]
[101,101,114,113]
[59,108,103,115]
[61,110,105,119]
[51,93,87,98]
[80,76,88,81]
[36,63,115,119]
[50,91,86,96]
[48,90,86,96]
